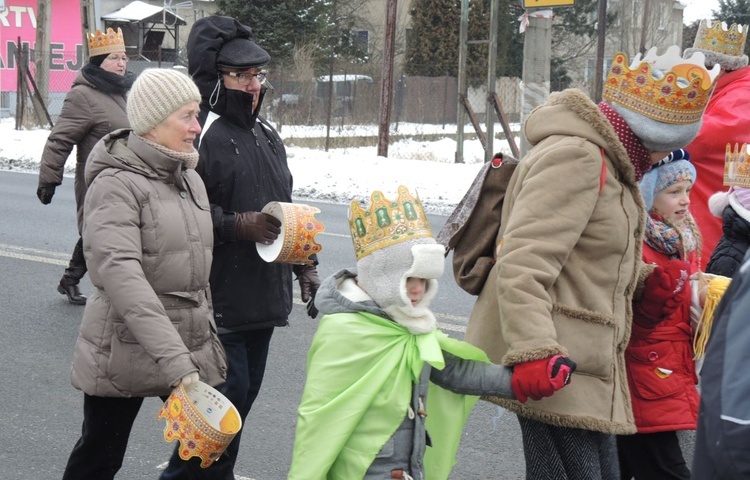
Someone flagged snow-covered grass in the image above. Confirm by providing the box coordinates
[0,117,518,214]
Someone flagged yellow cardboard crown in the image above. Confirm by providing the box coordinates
[348,186,433,261]
[603,46,720,125]
[724,143,750,187]
[87,27,125,57]
[693,19,748,58]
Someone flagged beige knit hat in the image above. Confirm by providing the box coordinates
[127,68,202,135]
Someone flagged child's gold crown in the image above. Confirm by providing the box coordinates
[87,27,125,57]
[603,46,720,125]
[724,143,750,187]
[348,186,433,261]
[693,20,748,59]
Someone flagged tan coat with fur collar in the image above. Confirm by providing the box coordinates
[466,89,652,434]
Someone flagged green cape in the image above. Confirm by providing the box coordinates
[288,311,489,479]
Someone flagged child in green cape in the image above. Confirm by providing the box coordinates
[288,186,576,480]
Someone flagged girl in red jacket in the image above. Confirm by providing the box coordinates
[617,157,701,480]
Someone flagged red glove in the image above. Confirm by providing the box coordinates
[511,355,577,403]
[635,260,690,327]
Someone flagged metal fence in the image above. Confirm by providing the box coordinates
[5,51,540,161]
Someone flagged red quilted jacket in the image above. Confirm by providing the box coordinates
[626,243,700,433]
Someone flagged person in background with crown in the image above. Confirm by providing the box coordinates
[158,16,321,479]
[616,156,701,480]
[36,28,135,305]
[706,144,750,278]
[684,19,750,262]
[465,46,719,479]
[287,186,576,480]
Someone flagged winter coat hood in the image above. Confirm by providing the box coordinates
[314,269,387,318]
[187,15,267,129]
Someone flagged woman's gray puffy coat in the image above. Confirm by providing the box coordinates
[71,129,226,397]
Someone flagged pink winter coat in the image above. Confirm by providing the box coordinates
[626,244,700,433]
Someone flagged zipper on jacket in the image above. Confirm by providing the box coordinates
[250,129,260,147]
[229,138,239,155]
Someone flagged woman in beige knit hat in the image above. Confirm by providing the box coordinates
[61,68,227,480]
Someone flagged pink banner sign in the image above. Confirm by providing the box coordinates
[0,0,83,92]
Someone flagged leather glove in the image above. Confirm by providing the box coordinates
[511,355,577,403]
[293,264,321,319]
[635,260,690,327]
[172,371,199,388]
[37,185,56,205]
[234,211,281,244]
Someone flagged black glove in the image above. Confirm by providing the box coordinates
[234,211,281,244]
[293,264,321,319]
[37,186,56,205]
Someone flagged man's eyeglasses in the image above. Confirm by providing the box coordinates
[221,71,267,86]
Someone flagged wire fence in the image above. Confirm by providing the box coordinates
[4,50,573,161]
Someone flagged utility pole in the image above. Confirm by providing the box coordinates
[519,9,553,157]
[80,0,97,61]
[33,0,51,127]
[377,0,397,157]
[639,0,651,54]
[35,0,51,100]
[594,0,607,102]
[455,0,469,164]
[485,0,500,163]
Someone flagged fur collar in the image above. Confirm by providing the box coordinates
[540,89,639,188]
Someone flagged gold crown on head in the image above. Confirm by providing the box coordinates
[87,27,125,57]
[603,46,720,125]
[349,185,433,261]
[694,19,748,57]
[724,143,750,187]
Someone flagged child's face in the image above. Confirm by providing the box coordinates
[406,277,427,306]
[653,180,692,227]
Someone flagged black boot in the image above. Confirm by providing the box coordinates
[58,275,87,305]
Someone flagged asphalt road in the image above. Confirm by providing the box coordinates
[0,170,527,479]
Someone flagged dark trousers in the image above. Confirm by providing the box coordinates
[618,431,690,480]
[160,327,275,479]
[62,394,144,480]
[518,415,620,480]
[63,236,87,282]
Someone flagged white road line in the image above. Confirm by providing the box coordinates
[1,242,470,333]
[155,463,255,479]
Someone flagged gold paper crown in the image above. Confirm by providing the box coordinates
[693,19,748,58]
[603,46,720,125]
[723,143,750,187]
[87,27,125,57]
[348,185,433,261]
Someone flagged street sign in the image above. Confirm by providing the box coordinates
[524,0,575,7]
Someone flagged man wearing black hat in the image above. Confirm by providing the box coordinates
[159,15,320,479]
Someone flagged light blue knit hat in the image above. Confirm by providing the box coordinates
[639,158,697,212]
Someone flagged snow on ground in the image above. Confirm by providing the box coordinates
[0,118,517,214]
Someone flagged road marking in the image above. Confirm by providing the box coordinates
[0,243,68,266]
[318,231,350,238]
[0,242,470,333]
[155,463,255,479]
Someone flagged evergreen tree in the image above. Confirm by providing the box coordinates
[715,0,750,57]
[405,0,520,84]
[215,0,325,64]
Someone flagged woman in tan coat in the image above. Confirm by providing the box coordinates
[62,69,226,480]
[466,48,719,478]
[36,28,134,304]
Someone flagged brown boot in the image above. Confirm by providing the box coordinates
[58,276,87,305]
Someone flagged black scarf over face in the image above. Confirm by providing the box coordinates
[210,77,267,130]
[81,62,136,94]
